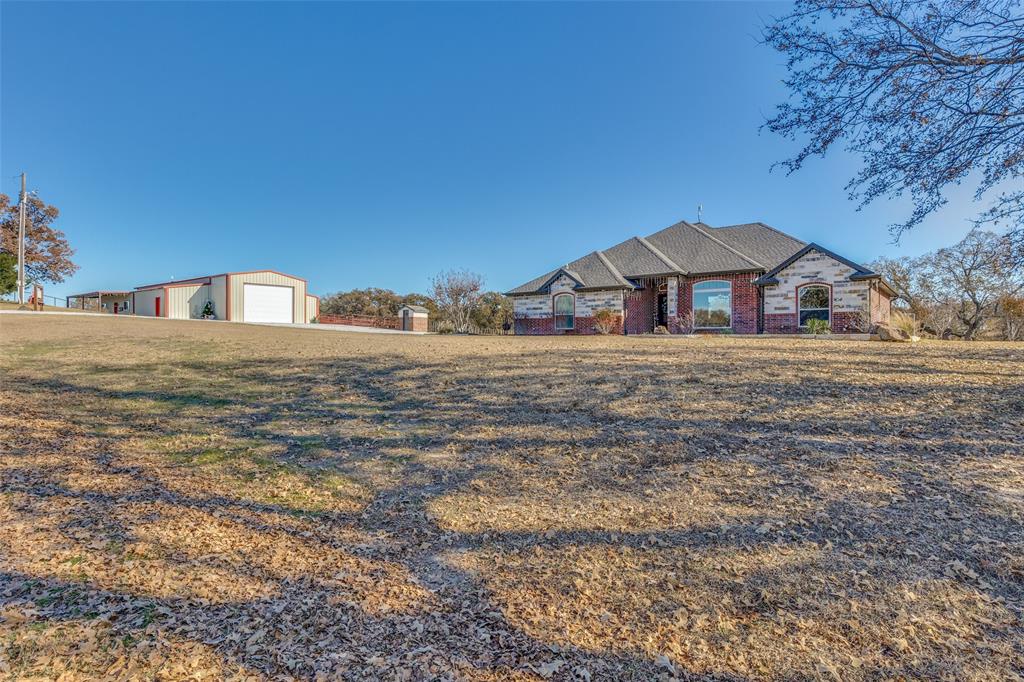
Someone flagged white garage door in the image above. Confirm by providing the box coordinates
[243,283,294,323]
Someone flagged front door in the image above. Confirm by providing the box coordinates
[657,293,667,328]
[402,310,411,331]
[155,297,161,318]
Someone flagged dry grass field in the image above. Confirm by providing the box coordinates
[1,315,1022,681]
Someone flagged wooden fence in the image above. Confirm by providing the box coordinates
[318,314,400,329]
[428,320,514,335]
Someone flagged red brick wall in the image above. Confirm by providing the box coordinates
[832,311,863,333]
[764,313,798,334]
[766,311,868,334]
[515,314,622,335]
[677,273,760,334]
[624,289,657,334]
[872,286,892,326]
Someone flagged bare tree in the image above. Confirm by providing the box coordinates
[432,270,484,334]
[923,230,1024,339]
[764,1,1024,258]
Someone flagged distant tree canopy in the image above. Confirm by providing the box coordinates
[319,278,511,334]
[0,253,17,295]
[470,291,513,333]
[871,230,1024,340]
[764,1,1024,260]
[319,287,437,318]
[0,193,79,285]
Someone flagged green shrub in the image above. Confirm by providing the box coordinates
[805,318,831,335]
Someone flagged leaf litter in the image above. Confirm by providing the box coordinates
[0,316,1022,680]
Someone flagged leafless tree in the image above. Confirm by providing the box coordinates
[764,1,1024,260]
[873,230,1024,338]
[924,230,1024,339]
[432,270,484,334]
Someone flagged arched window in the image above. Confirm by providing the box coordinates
[553,293,575,330]
[799,284,831,326]
[692,280,731,328]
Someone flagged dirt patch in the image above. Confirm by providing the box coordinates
[1,316,1022,680]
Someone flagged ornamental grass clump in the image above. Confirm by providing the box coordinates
[891,311,921,338]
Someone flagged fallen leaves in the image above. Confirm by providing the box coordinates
[1,317,1022,680]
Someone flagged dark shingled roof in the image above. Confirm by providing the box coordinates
[603,237,679,277]
[711,222,806,268]
[506,220,828,296]
[505,250,632,296]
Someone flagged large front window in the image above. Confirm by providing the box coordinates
[553,293,575,329]
[692,280,731,328]
[799,285,831,326]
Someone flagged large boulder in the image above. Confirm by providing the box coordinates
[872,323,911,342]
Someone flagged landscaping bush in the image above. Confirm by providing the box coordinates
[592,308,618,335]
[805,318,831,335]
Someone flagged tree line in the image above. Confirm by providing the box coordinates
[319,269,513,334]
[872,230,1024,341]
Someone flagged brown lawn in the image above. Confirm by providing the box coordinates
[1,315,1022,681]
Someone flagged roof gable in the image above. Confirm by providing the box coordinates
[752,243,876,285]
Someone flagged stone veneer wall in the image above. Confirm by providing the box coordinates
[762,249,871,334]
[512,275,625,335]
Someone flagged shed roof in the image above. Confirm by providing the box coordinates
[68,290,133,298]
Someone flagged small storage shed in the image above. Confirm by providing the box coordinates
[398,304,429,332]
[133,270,316,324]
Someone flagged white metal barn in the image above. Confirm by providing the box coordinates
[132,270,319,324]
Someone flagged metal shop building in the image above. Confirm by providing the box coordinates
[131,270,319,324]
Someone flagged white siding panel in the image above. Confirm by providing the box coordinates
[167,284,209,319]
[305,295,318,323]
[208,275,227,320]
[134,289,161,317]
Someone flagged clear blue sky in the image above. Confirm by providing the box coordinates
[1,1,982,300]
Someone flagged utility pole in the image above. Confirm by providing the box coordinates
[17,173,26,306]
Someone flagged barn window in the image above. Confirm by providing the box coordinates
[692,280,731,328]
[553,293,575,330]
[799,285,831,326]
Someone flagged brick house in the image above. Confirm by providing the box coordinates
[506,220,895,335]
